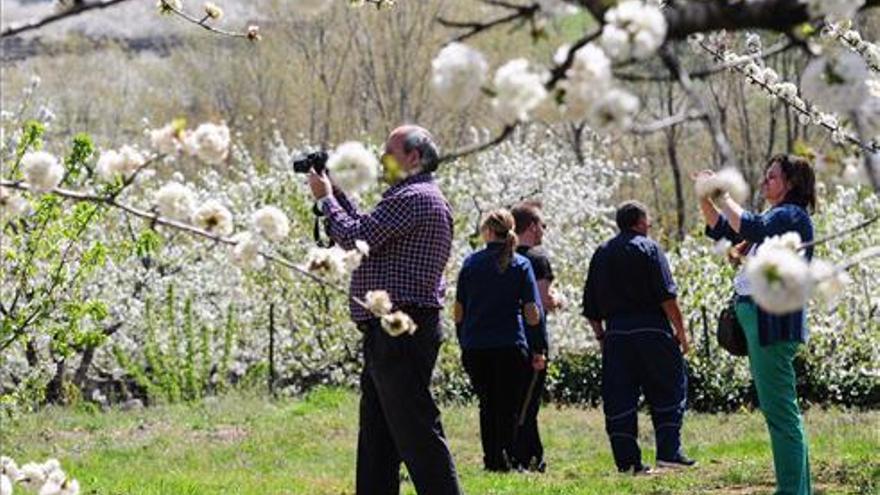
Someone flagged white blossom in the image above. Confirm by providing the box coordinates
[588,88,640,131]
[713,238,733,256]
[22,151,63,192]
[761,232,803,252]
[801,0,865,19]
[556,43,613,119]
[800,51,869,113]
[95,146,145,182]
[381,311,417,336]
[154,181,196,221]
[305,247,347,278]
[809,259,851,309]
[0,474,10,495]
[231,232,264,270]
[431,43,488,110]
[745,235,811,314]
[492,59,548,123]
[192,200,234,236]
[149,123,183,155]
[18,462,47,491]
[1,186,29,219]
[251,206,290,242]
[600,0,667,61]
[184,122,230,165]
[326,142,379,194]
[694,167,750,203]
[203,1,223,19]
[365,290,393,316]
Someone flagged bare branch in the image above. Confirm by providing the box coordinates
[159,1,258,40]
[659,45,737,169]
[437,1,538,45]
[1,0,132,38]
[631,110,706,135]
[438,124,517,165]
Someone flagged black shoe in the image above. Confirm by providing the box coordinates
[656,454,697,469]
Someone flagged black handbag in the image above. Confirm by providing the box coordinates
[717,297,748,357]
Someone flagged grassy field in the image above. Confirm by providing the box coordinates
[1,388,877,494]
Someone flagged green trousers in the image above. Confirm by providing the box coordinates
[736,301,812,495]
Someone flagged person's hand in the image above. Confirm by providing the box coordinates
[676,332,690,355]
[308,170,332,200]
[690,169,715,182]
[531,353,546,371]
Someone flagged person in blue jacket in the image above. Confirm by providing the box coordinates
[454,208,543,472]
[697,154,815,495]
[582,200,693,475]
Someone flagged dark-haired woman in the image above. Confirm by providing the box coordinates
[696,155,815,495]
[454,209,543,472]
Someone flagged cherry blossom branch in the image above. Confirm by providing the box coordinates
[0,179,348,297]
[823,22,880,73]
[798,214,880,251]
[697,40,880,156]
[614,39,796,82]
[157,0,258,40]
[1,0,132,38]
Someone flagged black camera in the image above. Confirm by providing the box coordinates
[292,151,329,174]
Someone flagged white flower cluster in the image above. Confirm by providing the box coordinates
[380,311,417,336]
[1,186,29,219]
[183,122,230,165]
[96,145,146,182]
[431,42,489,110]
[698,37,867,148]
[1,456,79,495]
[800,0,865,19]
[551,43,640,130]
[21,151,63,192]
[599,0,668,61]
[694,167,750,203]
[251,206,290,242]
[326,141,379,194]
[304,240,369,279]
[744,232,855,314]
[492,59,548,123]
[148,122,184,155]
[745,233,812,314]
[822,21,880,73]
[365,289,393,316]
[154,181,196,221]
[203,1,223,20]
[192,199,234,236]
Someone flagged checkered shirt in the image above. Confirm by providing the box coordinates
[321,173,454,322]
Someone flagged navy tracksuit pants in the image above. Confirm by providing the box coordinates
[601,326,687,470]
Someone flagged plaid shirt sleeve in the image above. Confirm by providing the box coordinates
[321,192,417,251]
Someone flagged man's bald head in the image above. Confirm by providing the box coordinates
[386,125,440,173]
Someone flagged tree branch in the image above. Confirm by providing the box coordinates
[1,0,132,38]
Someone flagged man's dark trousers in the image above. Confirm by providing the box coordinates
[356,307,461,495]
[601,327,687,471]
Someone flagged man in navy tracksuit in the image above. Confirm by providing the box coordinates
[582,201,695,475]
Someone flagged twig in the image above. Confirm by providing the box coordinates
[631,110,706,135]
[437,124,517,165]
[1,0,132,38]
[615,40,796,82]
[437,1,539,45]
[799,214,880,251]
[158,0,256,39]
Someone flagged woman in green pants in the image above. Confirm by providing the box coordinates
[696,155,815,495]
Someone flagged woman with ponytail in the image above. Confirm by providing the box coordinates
[454,208,543,472]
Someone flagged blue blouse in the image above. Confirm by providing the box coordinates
[705,203,814,346]
[455,242,542,351]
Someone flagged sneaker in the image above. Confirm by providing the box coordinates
[656,454,697,469]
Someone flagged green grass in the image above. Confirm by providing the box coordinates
[1,388,877,494]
